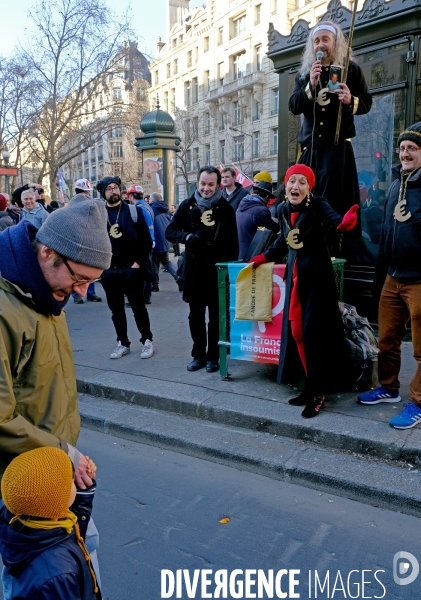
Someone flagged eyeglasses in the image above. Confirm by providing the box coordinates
[396,146,421,154]
[60,255,101,286]
[105,185,120,192]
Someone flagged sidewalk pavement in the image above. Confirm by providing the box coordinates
[67,256,421,515]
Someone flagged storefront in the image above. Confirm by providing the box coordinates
[267,0,421,317]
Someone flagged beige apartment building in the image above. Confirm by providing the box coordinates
[148,0,298,202]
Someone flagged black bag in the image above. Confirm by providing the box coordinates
[339,302,379,391]
[244,228,278,262]
[176,251,186,291]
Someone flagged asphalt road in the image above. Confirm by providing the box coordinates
[75,428,421,600]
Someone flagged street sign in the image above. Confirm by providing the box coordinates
[0,167,18,176]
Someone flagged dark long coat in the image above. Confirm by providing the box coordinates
[166,194,239,303]
[265,197,349,395]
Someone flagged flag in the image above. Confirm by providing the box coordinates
[57,166,67,202]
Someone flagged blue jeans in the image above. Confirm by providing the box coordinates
[1,518,101,598]
[72,281,96,299]
[152,251,178,286]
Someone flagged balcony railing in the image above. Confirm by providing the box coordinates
[205,71,265,101]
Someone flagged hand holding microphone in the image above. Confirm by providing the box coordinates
[310,50,323,89]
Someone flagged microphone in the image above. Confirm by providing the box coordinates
[316,50,323,61]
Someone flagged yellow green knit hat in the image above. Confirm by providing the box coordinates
[1,447,73,519]
[253,171,273,184]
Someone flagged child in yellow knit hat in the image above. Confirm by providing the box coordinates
[0,447,101,599]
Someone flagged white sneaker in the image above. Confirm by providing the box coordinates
[110,343,130,359]
[141,339,154,359]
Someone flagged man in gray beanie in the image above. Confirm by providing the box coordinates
[0,197,110,595]
[358,121,421,430]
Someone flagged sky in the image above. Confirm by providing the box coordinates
[1,0,204,60]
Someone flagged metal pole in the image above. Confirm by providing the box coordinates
[334,0,359,145]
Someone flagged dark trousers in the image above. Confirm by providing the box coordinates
[379,275,421,406]
[152,251,178,285]
[188,289,219,362]
[172,242,180,256]
[101,267,152,346]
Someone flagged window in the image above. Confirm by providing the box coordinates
[204,112,211,134]
[185,119,191,138]
[173,59,178,75]
[233,52,246,80]
[136,87,146,102]
[185,81,191,107]
[187,50,193,67]
[233,100,242,125]
[154,70,159,85]
[172,38,178,49]
[232,14,246,38]
[111,142,123,158]
[204,37,210,52]
[179,34,184,44]
[164,91,169,112]
[255,45,262,71]
[97,144,103,161]
[218,27,223,45]
[252,100,260,121]
[116,72,124,80]
[193,147,200,170]
[192,77,199,103]
[255,4,261,24]
[271,88,279,115]
[204,70,210,93]
[194,47,199,63]
[186,149,192,171]
[205,145,211,165]
[192,116,199,139]
[113,88,122,100]
[272,128,278,154]
[270,0,278,14]
[111,127,122,138]
[134,70,143,80]
[253,131,260,158]
[219,112,225,130]
[220,140,225,164]
[166,63,171,78]
[170,88,176,111]
[218,62,225,86]
[234,137,244,161]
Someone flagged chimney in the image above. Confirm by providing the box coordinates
[156,37,165,53]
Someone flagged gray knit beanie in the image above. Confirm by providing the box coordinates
[397,122,421,148]
[36,195,112,269]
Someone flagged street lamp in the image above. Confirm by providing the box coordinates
[229,126,254,179]
[2,150,11,196]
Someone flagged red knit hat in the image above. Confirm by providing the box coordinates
[0,194,8,211]
[284,165,315,191]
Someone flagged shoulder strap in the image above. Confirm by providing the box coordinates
[128,204,138,223]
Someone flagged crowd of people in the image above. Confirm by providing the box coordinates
[0,17,420,599]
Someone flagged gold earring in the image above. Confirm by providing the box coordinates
[305,192,311,207]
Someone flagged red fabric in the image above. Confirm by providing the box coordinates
[291,319,307,374]
[337,204,359,232]
[0,194,7,211]
[248,253,267,266]
[284,165,315,191]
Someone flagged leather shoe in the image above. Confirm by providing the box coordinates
[206,360,219,373]
[187,359,205,372]
[87,294,102,302]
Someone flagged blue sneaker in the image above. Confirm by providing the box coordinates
[389,403,421,429]
[358,385,401,404]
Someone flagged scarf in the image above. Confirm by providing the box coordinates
[194,189,222,213]
[10,510,99,593]
[0,220,68,316]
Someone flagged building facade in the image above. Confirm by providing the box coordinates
[148,0,294,202]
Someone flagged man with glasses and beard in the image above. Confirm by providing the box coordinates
[96,176,154,360]
[0,196,112,595]
[358,122,421,430]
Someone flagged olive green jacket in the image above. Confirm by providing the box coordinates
[0,277,80,478]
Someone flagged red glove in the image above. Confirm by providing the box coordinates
[337,204,359,232]
[248,253,268,267]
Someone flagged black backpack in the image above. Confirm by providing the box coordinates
[339,302,379,391]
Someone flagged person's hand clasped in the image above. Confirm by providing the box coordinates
[186,234,200,246]
[74,454,93,490]
[335,83,352,105]
[249,254,268,267]
[310,60,323,89]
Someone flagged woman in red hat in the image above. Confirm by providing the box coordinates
[250,164,358,417]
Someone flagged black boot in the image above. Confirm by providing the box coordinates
[288,391,310,406]
[301,396,325,418]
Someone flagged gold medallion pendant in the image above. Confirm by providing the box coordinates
[317,87,330,106]
[109,223,123,238]
[201,209,215,226]
[286,228,303,249]
[394,201,412,223]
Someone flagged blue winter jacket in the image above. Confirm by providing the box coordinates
[0,482,101,600]
[236,194,279,260]
[136,199,155,243]
[151,201,171,253]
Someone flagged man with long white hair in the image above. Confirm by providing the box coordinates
[289,21,372,235]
